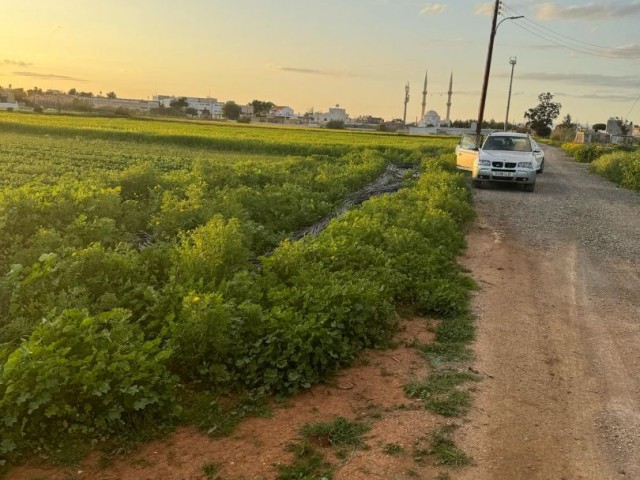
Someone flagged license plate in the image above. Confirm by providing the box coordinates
[493,171,514,177]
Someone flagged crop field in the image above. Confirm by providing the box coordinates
[0,112,472,466]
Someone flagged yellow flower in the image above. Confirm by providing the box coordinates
[192,296,201,303]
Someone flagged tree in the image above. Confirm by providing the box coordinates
[325,120,345,129]
[106,91,117,99]
[559,114,575,129]
[593,123,606,132]
[250,100,274,117]
[551,113,577,142]
[185,107,198,117]
[68,88,77,95]
[524,92,561,137]
[222,101,241,120]
[169,97,189,110]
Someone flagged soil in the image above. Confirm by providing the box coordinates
[456,145,640,480]
[8,145,640,480]
[6,318,453,480]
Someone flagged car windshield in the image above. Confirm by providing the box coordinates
[483,136,532,152]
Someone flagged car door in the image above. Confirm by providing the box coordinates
[456,134,480,171]
[531,139,544,168]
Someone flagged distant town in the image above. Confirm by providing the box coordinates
[1,84,638,143]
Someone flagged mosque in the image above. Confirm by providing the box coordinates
[409,70,456,135]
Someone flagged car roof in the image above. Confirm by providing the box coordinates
[487,132,529,137]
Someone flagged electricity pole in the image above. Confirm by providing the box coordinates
[475,0,524,141]
[504,56,517,131]
[476,0,501,142]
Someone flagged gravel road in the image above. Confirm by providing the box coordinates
[457,145,640,479]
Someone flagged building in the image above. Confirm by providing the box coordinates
[409,110,442,134]
[154,95,223,118]
[270,105,296,118]
[0,87,19,110]
[313,105,348,125]
[241,104,254,117]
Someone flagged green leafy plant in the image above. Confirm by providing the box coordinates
[0,309,177,462]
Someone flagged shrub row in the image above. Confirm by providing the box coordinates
[590,149,640,191]
[0,156,474,463]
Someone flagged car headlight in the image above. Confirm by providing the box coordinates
[517,162,533,168]
[478,159,491,166]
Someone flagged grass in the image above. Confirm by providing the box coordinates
[179,390,270,437]
[404,370,477,417]
[382,442,405,455]
[276,441,333,480]
[301,417,369,448]
[202,461,220,479]
[430,425,471,467]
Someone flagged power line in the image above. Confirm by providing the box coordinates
[501,2,637,59]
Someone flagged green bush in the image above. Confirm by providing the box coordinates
[561,143,606,163]
[0,309,177,461]
[591,150,640,191]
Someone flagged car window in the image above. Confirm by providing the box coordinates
[459,134,477,150]
[483,136,531,152]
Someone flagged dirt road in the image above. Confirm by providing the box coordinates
[458,145,640,479]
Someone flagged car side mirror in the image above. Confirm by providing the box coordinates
[533,148,541,153]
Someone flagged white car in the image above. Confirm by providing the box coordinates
[455,132,538,192]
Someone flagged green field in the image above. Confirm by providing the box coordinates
[0,112,471,465]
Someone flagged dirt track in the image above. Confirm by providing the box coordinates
[458,145,640,479]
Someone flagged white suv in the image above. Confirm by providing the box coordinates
[456,132,538,192]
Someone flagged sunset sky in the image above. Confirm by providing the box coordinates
[2,0,639,124]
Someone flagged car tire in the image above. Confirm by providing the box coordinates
[524,183,535,192]
[537,160,544,174]
[472,179,482,188]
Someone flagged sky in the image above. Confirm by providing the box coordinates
[2,0,639,125]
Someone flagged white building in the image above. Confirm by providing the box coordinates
[271,105,295,118]
[241,104,254,117]
[154,95,223,118]
[313,105,349,124]
[408,110,442,134]
[419,110,441,128]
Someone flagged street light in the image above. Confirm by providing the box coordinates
[475,3,525,141]
[504,56,517,131]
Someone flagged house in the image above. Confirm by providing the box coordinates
[271,106,295,118]
[313,105,348,125]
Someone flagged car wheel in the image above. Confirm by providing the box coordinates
[524,183,535,192]
[472,179,482,188]
[537,160,544,174]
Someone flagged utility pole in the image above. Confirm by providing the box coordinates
[403,82,410,126]
[476,0,501,142]
[504,56,517,131]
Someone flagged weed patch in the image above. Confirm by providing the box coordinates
[301,417,369,448]
[276,441,333,480]
[430,425,471,467]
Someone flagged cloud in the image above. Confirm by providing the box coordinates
[3,59,33,67]
[13,71,87,82]
[535,1,640,20]
[504,72,638,89]
[271,65,359,78]
[475,3,494,15]
[555,91,639,102]
[420,4,447,14]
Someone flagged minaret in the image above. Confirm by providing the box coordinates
[446,72,453,125]
[421,69,428,119]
